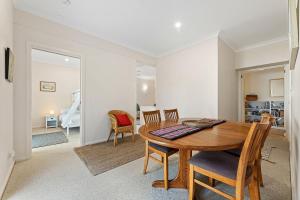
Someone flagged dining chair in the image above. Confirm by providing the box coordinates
[143,110,162,124]
[142,110,178,190]
[260,113,276,124]
[226,113,275,187]
[164,108,179,121]
[107,110,135,147]
[256,113,275,186]
[189,122,271,200]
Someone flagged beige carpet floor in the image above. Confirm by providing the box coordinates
[3,132,290,200]
[74,135,145,175]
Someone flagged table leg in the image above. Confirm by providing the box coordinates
[152,149,191,189]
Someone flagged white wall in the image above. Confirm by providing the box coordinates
[13,10,156,160]
[290,59,300,200]
[136,78,156,106]
[31,61,80,128]
[218,38,237,120]
[156,37,219,118]
[0,0,14,197]
[156,36,239,120]
[243,67,285,101]
[236,39,289,69]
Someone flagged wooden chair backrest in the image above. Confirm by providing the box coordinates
[164,109,179,121]
[143,110,161,124]
[236,122,271,197]
[260,113,275,147]
[260,113,276,124]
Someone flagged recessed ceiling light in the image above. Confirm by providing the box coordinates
[65,57,69,62]
[174,21,182,30]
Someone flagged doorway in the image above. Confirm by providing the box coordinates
[238,65,289,132]
[31,49,81,149]
[136,64,156,128]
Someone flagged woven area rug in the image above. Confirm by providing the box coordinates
[32,132,68,148]
[74,135,145,176]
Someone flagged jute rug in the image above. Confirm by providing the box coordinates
[74,135,145,176]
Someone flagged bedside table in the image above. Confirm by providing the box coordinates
[45,115,58,130]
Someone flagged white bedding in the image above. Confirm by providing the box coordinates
[59,90,81,131]
[60,110,80,128]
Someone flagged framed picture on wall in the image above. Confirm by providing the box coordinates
[40,81,56,92]
[270,78,284,97]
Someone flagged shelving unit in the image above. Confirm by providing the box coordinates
[245,100,284,128]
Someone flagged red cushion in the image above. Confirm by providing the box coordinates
[114,114,132,127]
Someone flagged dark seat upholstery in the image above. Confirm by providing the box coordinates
[224,148,241,157]
[149,142,178,153]
[189,151,252,180]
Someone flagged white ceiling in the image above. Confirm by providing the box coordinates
[32,49,80,68]
[15,0,288,57]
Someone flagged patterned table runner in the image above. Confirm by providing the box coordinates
[150,119,226,140]
[150,124,207,140]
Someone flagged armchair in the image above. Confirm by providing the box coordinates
[107,110,135,147]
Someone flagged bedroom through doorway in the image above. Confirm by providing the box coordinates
[31,49,81,149]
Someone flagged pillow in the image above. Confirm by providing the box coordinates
[114,114,132,127]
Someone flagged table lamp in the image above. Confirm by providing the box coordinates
[49,110,55,116]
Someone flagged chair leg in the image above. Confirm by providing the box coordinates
[107,129,113,142]
[248,166,261,200]
[163,154,169,190]
[121,133,124,141]
[114,132,118,147]
[143,141,149,174]
[257,159,264,187]
[132,131,135,142]
[248,179,261,200]
[189,165,195,200]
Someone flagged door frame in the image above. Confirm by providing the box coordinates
[236,62,290,138]
[27,42,86,156]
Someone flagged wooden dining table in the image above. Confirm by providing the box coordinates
[139,119,251,189]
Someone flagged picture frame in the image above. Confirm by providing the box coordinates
[40,81,56,92]
[270,78,284,97]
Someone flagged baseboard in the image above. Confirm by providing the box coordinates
[83,133,139,146]
[15,156,30,162]
[0,160,15,200]
[84,138,106,146]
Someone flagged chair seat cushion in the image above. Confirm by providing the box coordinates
[117,125,133,132]
[149,142,178,154]
[189,151,252,180]
[114,114,132,127]
[224,148,241,157]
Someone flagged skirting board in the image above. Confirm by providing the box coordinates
[84,138,107,146]
[84,133,139,146]
[0,160,15,200]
